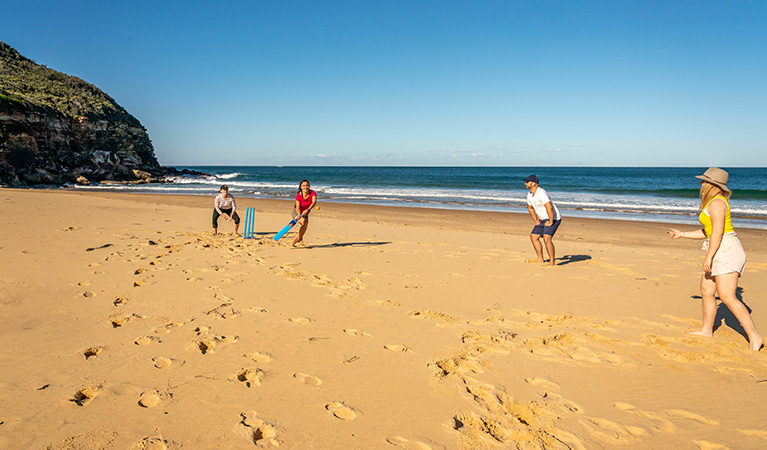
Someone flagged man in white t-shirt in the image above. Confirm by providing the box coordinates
[213,185,240,235]
[524,175,562,266]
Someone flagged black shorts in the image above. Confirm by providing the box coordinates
[212,208,240,228]
[531,219,561,237]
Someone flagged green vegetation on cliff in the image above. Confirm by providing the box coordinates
[0,41,139,125]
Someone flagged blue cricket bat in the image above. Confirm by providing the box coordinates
[273,215,300,241]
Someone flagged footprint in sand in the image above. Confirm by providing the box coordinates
[83,347,102,359]
[240,411,279,446]
[614,402,635,411]
[213,292,234,303]
[524,377,561,392]
[138,391,162,408]
[664,409,719,426]
[195,337,220,354]
[152,357,173,369]
[135,336,159,346]
[294,373,322,386]
[343,328,373,337]
[81,291,96,298]
[386,435,438,450]
[630,410,677,433]
[325,402,357,420]
[72,386,99,406]
[737,429,767,439]
[110,315,131,328]
[384,344,411,353]
[693,441,733,450]
[246,352,272,363]
[453,410,510,443]
[538,391,583,415]
[236,369,264,387]
[206,304,241,320]
[274,264,304,279]
[133,436,168,450]
[434,354,484,377]
[408,310,459,324]
[154,322,184,334]
[375,299,402,307]
[241,410,264,428]
[113,297,128,306]
[582,416,646,444]
[289,317,312,325]
[313,274,337,287]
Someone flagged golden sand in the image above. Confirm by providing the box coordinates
[1,189,766,449]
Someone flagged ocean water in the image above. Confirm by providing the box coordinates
[73,166,767,229]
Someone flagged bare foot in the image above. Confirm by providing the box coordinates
[291,240,303,247]
[686,329,713,337]
[750,335,764,351]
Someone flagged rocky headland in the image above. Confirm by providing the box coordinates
[0,42,199,187]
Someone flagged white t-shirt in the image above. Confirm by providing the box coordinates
[526,187,561,221]
[214,193,236,214]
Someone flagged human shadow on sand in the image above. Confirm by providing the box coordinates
[691,287,752,340]
[294,241,390,249]
[555,254,592,265]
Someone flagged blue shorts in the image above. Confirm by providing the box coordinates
[531,219,561,237]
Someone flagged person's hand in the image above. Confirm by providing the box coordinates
[545,219,553,226]
[703,255,713,273]
[668,228,683,239]
[223,214,230,221]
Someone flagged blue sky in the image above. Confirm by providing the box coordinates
[2,1,766,166]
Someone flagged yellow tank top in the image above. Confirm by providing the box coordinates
[699,195,734,237]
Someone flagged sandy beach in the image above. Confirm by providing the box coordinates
[1,188,766,450]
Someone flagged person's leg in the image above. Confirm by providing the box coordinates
[689,273,718,337]
[232,211,240,235]
[292,217,308,246]
[543,234,556,266]
[714,272,763,350]
[212,210,220,234]
[529,234,544,263]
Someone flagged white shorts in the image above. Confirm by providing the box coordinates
[706,233,747,277]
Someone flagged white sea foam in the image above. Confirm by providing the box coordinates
[215,172,241,179]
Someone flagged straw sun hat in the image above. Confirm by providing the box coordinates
[695,167,731,193]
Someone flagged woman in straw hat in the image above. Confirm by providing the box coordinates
[668,167,763,351]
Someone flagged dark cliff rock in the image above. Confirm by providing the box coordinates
[0,42,197,186]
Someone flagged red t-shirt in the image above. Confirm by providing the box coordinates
[296,190,316,212]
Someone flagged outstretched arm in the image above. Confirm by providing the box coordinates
[668,228,706,239]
